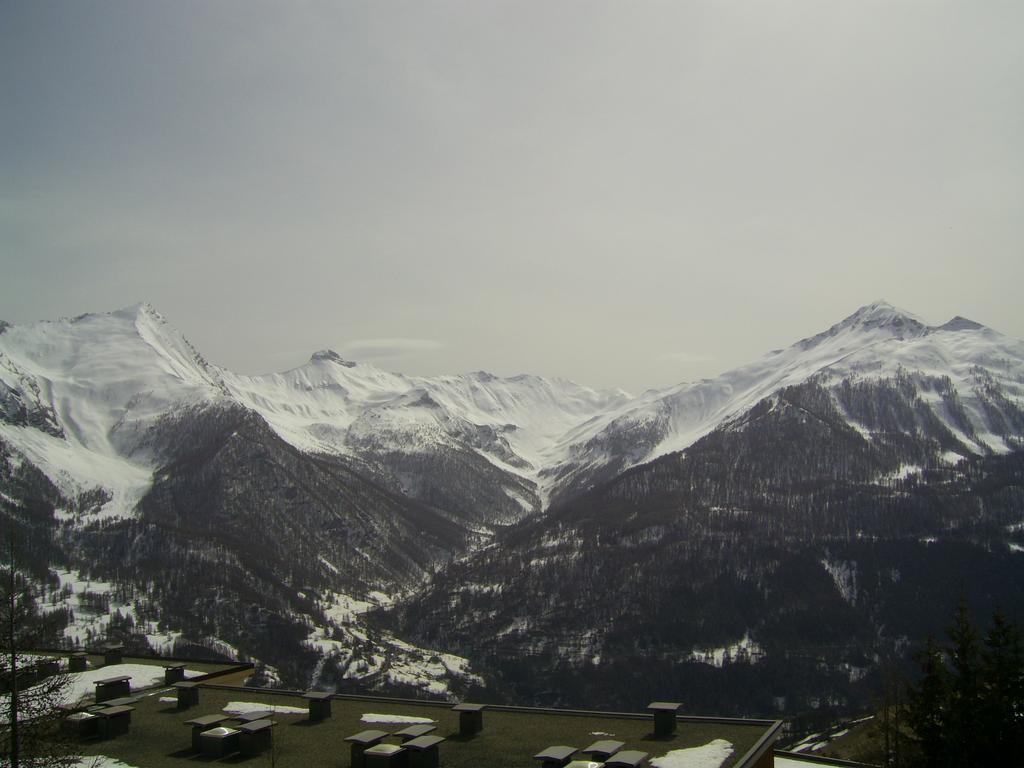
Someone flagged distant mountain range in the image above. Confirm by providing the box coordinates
[2,301,1022,713]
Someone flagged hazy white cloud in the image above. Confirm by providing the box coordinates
[0,2,1021,391]
[343,338,444,360]
[659,352,715,364]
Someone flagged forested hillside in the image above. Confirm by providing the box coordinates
[394,377,1024,715]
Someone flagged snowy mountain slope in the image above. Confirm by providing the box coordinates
[220,350,412,456]
[0,304,225,519]
[222,355,631,510]
[224,354,630,462]
[2,396,485,696]
[0,305,629,524]
[545,301,1024,500]
[343,388,543,523]
[2,300,1022,521]
[0,304,223,446]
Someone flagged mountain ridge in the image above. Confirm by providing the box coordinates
[541,301,1021,501]
[2,299,1022,703]
[1,300,1018,518]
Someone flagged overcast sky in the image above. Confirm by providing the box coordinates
[2,1,1021,393]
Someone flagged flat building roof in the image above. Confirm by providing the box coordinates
[75,683,781,768]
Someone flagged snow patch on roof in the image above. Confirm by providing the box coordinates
[361,713,436,724]
[650,739,734,768]
[73,757,142,768]
[224,701,307,715]
[58,663,201,706]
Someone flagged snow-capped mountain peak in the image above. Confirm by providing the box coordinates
[798,300,930,352]
[309,349,358,367]
[546,301,1024,500]
[843,299,922,326]
[0,304,230,517]
[937,315,988,333]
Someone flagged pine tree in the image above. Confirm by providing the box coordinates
[0,530,77,768]
[945,599,982,767]
[907,606,1024,768]
[907,636,949,768]
[979,610,1024,764]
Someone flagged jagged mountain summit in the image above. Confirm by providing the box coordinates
[1,300,1022,705]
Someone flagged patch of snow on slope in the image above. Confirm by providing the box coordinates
[319,591,377,623]
[318,556,340,575]
[37,568,121,646]
[890,464,923,481]
[5,427,150,522]
[504,486,536,513]
[689,633,764,667]
[37,568,227,660]
[367,591,394,608]
[821,558,858,604]
[306,590,481,699]
[144,631,185,656]
[55,569,115,594]
[650,739,734,768]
